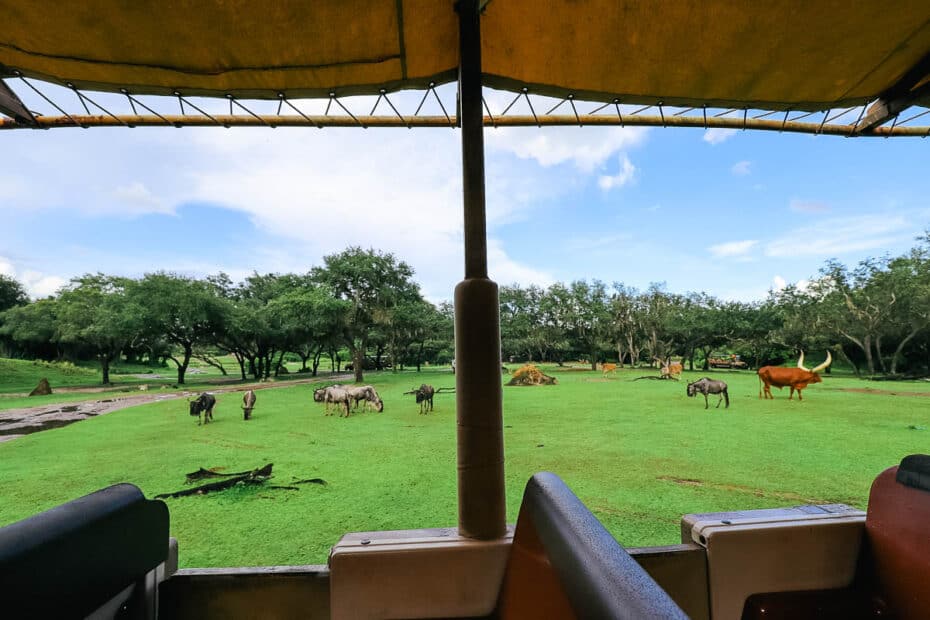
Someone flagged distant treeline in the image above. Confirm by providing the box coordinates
[2,237,930,384]
[499,233,930,377]
[0,248,453,385]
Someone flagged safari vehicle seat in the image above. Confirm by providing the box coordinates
[742,454,930,620]
[494,472,688,619]
[0,482,174,619]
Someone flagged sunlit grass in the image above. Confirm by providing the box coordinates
[0,365,926,567]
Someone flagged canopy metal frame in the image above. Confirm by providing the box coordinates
[1,69,929,137]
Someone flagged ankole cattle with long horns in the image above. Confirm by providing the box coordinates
[758,351,832,400]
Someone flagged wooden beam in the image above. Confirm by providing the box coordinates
[856,51,930,133]
[0,79,37,126]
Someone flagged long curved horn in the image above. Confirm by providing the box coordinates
[811,350,832,373]
[797,351,809,371]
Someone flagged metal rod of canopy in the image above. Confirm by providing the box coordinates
[2,112,928,136]
[454,0,507,540]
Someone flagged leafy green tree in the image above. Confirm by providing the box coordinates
[56,274,135,384]
[268,284,348,376]
[0,297,60,359]
[128,273,226,384]
[312,247,419,383]
[609,284,641,367]
[0,275,28,312]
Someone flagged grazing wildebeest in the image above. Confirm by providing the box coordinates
[319,386,352,417]
[189,393,217,425]
[758,351,831,400]
[346,385,384,413]
[412,384,435,414]
[687,378,729,409]
[314,384,344,405]
[242,389,256,420]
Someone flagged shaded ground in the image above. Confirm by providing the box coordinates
[0,375,350,443]
[833,387,930,398]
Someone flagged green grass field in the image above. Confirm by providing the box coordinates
[0,364,927,568]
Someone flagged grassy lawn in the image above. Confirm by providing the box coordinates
[0,365,926,568]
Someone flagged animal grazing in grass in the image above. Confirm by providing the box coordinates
[657,358,683,380]
[314,384,343,405]
[189,392,217,425]
[758,351,831,400]
[406,384,435,414]
[601,363,618,377]
[318,386,352,417]
[242,389,256,420]
[687,378,729,409]
[346,385,384,413]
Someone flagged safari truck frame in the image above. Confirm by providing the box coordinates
[2,2,930,618]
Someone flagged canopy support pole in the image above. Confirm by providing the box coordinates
[454,0,506,540]
[856,51,930,133]
[0,79,37,126]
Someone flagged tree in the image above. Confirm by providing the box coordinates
[609,284,641,367]
[0,297,60,360]
[268,284,348,376]
[56,274,135,384]
[0,275,30,357]
[0,275,28,312]
[312,247,419,383]
[128,273,226,384]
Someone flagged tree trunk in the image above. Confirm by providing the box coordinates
[234,352,247,381]
[299,351,310,372]
[835,345,861,378]
[101,356,111,385]
[176,346,192,384]
[312,349,322,377]
[416,341,424,372]
[891,326,922,375]
[273,350,286,377]
[874,336,887,375]
[353,346,364,383]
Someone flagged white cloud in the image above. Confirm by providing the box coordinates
[708,240,758,258]
[0,257,66,299]
[703,128,737,145]
[789,199,830,213]
[486,126,648,172]
[109,182,173,216]
[772,275,787,290]
[598,155,636,190]
[765,214,914,258]
[731,160,751,176]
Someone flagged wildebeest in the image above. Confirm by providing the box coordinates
[758,351,832,400]
[242,389,256,420]
[189,393,217,425]
[409,384,435,414]
[317,386,351,417]
[687,378,729,409]
[314,384,344,404]
[346,385,384,413]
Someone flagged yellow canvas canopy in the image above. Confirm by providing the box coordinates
[3,0,930,111]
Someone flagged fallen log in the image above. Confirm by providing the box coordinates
[633,375,677,381]
[293,478,328,486]
[156,463,274,499]
[185,467,253,483]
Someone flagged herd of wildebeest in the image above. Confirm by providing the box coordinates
[186,382,440,424]
[186,350,833,423]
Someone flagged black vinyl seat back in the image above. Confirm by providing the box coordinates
[0,483,169,618]
[496,472,688,619]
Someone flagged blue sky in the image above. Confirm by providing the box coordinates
[2,87,928,301]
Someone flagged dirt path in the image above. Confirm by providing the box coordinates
[831,387,930,398]
[0,375,351,443]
